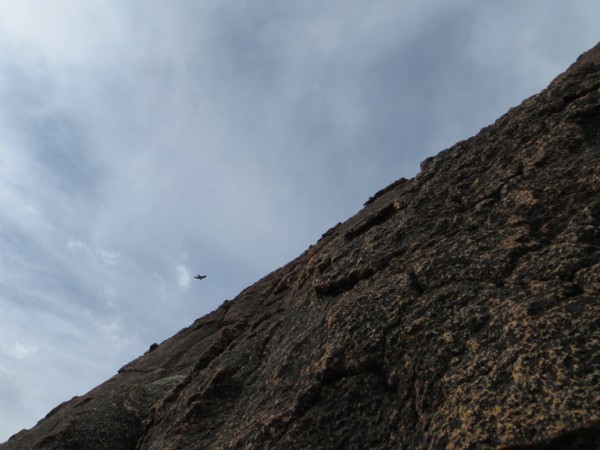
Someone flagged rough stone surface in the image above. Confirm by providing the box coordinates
[2,43,600,450]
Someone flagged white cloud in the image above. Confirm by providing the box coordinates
[0,0,128,65]
[176,264,191,289]
[67,239,91,253]
[2,342,38,359]
[100,250,120,266]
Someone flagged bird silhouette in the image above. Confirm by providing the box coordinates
[194,274,207,280]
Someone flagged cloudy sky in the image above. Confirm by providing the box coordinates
[0,0,598,441]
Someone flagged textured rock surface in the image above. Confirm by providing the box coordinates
[3,43,600,450]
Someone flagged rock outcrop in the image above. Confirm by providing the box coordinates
[3,43,600,449]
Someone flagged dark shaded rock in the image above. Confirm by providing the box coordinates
[3,42,600,449]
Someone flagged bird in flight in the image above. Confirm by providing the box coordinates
[194,274,207,280]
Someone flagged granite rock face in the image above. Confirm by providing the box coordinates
[3,43,600,450]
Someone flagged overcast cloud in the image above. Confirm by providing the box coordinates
[0,0,599,441]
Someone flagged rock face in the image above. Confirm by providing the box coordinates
[3,43,600,450]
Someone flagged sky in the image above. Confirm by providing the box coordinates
[0,0,598,441]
